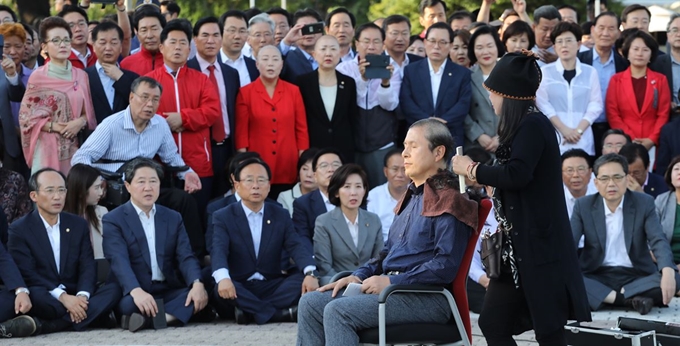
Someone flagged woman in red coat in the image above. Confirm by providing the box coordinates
[236,45,309,198]
[606,31,670,151]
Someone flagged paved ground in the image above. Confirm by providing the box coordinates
[4,298,679,345]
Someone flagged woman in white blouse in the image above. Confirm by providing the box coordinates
[536,21,603,155]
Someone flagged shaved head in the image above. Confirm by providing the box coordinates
[257,44,281,60]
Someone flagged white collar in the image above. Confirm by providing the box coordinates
[131,201,156,218]
[39,212,60,230]
[241,200,264,216]
[603,195,625,216]
[427,58,447,75]
[196,54,220,72]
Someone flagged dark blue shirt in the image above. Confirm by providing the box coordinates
[353,183,471,285]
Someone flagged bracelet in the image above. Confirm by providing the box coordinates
[49,121,53,133]
[466,162,479,181]
[380,83,390,88]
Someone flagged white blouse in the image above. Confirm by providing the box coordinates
[319,85,337,121]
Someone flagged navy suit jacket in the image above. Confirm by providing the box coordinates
[292,189,327,247]
[211,201,314,282]
[656,119,680,176]
[400,59,472,147]
[186,57,241,147]
[0,240,25,290]
[102,202,202,295]
[577,49,629,73]
[84,65,139,124]
[8,211,95,295]
[244,56,259,81]
[645,172,669,198]
[281,48,315,83]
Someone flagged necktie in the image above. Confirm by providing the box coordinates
[207,65,226,142]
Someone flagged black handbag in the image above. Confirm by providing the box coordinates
[481,230,504,279]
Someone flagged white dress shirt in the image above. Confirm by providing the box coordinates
[389,53,411,79]
[367,182,399,241]
[319,85,337,120]
[344,214,360,248]
[72,46,92,68]
[220,48,252,87]
[340,49,356,63]
[320,190,335,213]
[196,55,230,137]
[564,183,599,220]
[602,196,634,268]
[131,202,165,281]
[96,60,116,109]
[428,58,446,107]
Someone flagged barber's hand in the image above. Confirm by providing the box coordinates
[100,62,123,81]
[661,267,677,305]
[164,112,183,132]
[451,154,473,177]
[318,275,361,297]
[217,278,237,299]
[626,175,643,192]
[361,275,391,295]
[633,138,654,150]
[14,291,32,314]
[185,282,208,314]
[301,275,319,295]
[130,287,158,317]
[1,54,16,77]
[59,293,88,323]
[282,23,305,46]
[184,172,201,193]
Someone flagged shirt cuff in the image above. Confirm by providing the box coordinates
[212,268,230,283]
[177,167,195,180]
[279,41,291,55]
[76,291,91,299]
[302,265,316,275]
[49,284,67,300]
[6,73,19,86]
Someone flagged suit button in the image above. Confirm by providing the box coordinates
[509,206,514,210]
[328,129,333,133]
[354,261,359,266]
[273,151,276,155]
[272,107,276,111]
[273,118,276,122]
[514,232,518,236]
[518,257,522,262]
[273,129,276,133]
[273,140,276,144]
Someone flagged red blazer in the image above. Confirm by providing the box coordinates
[606,67,670,145]
[235,78,309,184]
[121,47,165,76]
[146,65,221,177]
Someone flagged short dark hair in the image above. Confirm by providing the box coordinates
[618,142,650,169]
[134,8,166,31]
[593,153,628,176]
[409,34,424,46]
[464,147,493,165]
[602,128,632,144]
[383,14,411,32]
[410,118,455,164]
[325,7,356,28]
[298,148,320,173]
[92,21,124,42]
[593,11,620,28]
[448,10,472,25]
[244,8,263,21]
[266,7,291,26]
[468,25,505,65]
[160,1,181,16]
[664,155,680,189]
[621,30,658,65]
[312,148,344,172]
[557,5,579,23]
[39,16,72,43]
[383,147,403,167]
[131,76,163,94]
[234,158,272,181]
[57,5,89,23]
[29,168,65,192]
[227,152,262,186]
[425,22,454,43]
[89,20,100,27]
[550,21,583,44]
[293,8,323,25]
[354,22,384,42]
[561,148,592,168]
[193,16,222,37]
[453,29,471,46]
[124,158,164,184]
[621,4,650,24]
[419,0,447,16]
[327,164,369,207]
[581,21,593,35]
[161,18,192,44]
[0,5,17,22]
[502,20,535,50]
[219,10,248,29]
[533,5,561,24]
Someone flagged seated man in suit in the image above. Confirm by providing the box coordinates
[618,143,668,198]
[8,169,121,334]
[293,148,343,248]
[571,153,680,314]
[85,21,139,124]
[279,8,324,83]
[400,22,472,148]
[211,158,318,325]
[0,239,34,338]
[102,158,209,332]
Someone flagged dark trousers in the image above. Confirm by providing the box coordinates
[479,272,567,346]
[0,288,16,322]
[193,177,213,224]
[212,272,304,325]
[211,140,232,199]
[117,282,193,325]
[157,187,205,257]
[467,279,486,314]
[1,150,29,180]
[592,122,611,157]
[29,283,122,331]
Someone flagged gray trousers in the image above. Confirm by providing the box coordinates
[355,146,391,190]
[296,289,452,346]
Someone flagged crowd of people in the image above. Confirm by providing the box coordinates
[0,0,680,344]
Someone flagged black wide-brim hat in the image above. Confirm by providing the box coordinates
[483,50,542,100]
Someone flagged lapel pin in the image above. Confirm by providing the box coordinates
[366,223,369,227]
[66,228,70,233]
[266,220,271,224]
[448,72,452,76]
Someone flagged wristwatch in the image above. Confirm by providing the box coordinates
[15,287,30,296]
[304,269,319,279]
[576,128,583,135]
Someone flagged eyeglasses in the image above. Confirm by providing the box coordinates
[562,166,588,175]
[68,20,88,29]
[596,175,625,183]
[359,39,383,47]
[133,92,161,105]
[0,18,13,24]
[670,28,680,35]
[317,162,342,171]
[426,39,450,47]
[40,188,67,196]
[251,32,273,39]
[240,178,269,186]
[554,38,577,46]
[603,143,624,150]
[47,37,72,46]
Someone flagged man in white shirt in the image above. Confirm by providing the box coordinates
[247,13,276,62]
[219,10,258,87]
[367,147,409,240]
[571,153,680,315]
[561,149,597,220]
[8,168,121,335]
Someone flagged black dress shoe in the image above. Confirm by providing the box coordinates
[93,311,117,329]
[0,315,37,338]
[190,307,217,323]
[128,313,150,333]
[287,306,298,323]
[120,315,130,330]
[234,307,252,325]
[630,296,654,315]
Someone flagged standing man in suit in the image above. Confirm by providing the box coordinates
[279,8,324,83]
[0,238,34,338]
[650,14,680,120]
[324,8,356,63]
[211,158,318,324]
[8,169,121,334]
[219,10,258,87]
[400,22,472,149]
[188,16,241,198]
[618,143,668,198]
[102,158,209,332]
[578,11,628,156]
[86,21,139,124]
[571,153,680,314]
[383,15,423,76]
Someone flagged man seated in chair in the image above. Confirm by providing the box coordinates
[571,153,680,315]
[296,118,478,346]
[211,158,318,325]
[102,158,209,332]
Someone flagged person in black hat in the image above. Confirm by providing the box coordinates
[452,51,591,345]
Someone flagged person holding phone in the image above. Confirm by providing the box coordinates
[279,8,324,83]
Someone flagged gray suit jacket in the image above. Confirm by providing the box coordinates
[313,207,383,280]
[571,190,675,275]
[654,190,676,241]
[463,65,498,150]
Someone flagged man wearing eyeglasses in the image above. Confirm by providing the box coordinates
[246,14,275,63]
[57,5,97,69]
[571,153,680,315]
[6,168,121,336]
